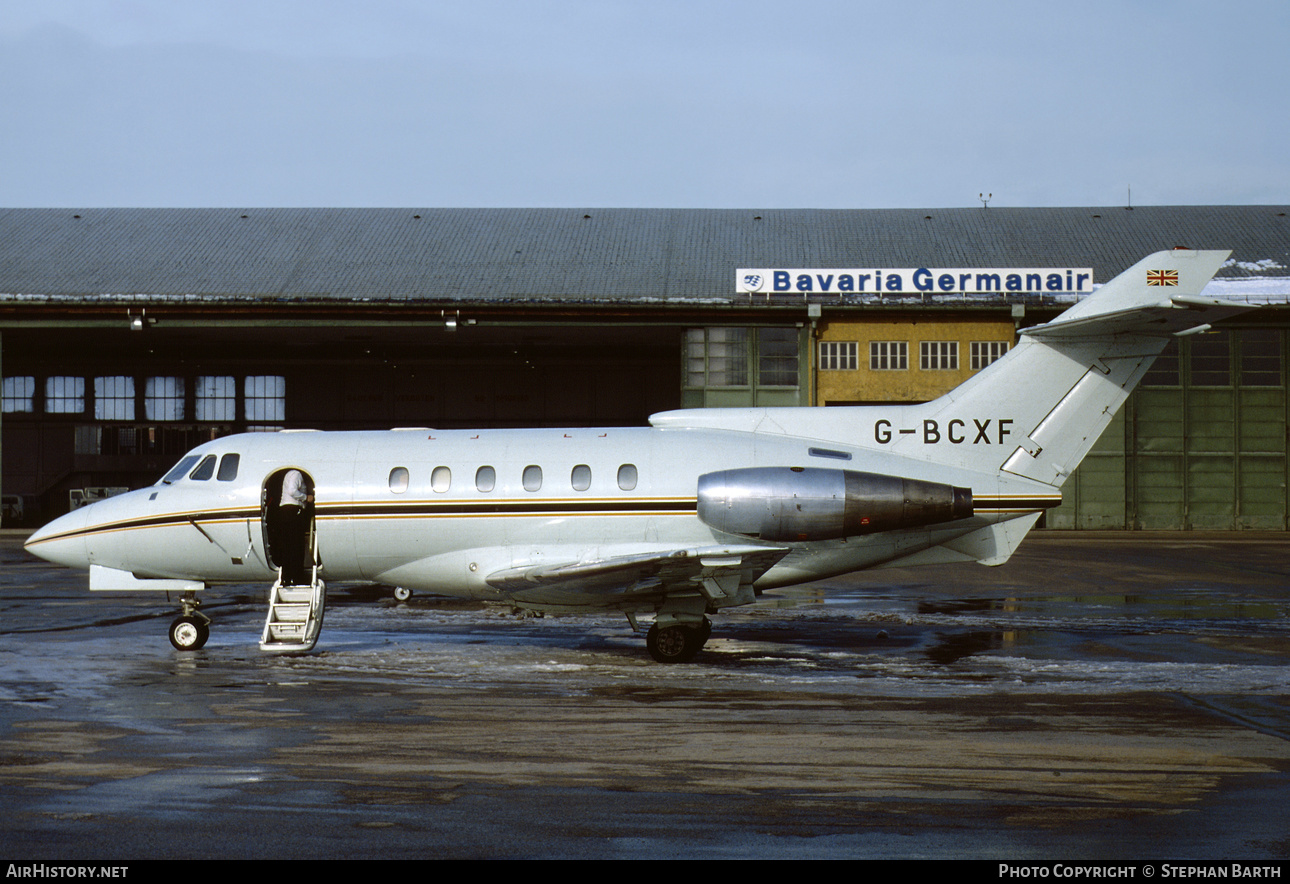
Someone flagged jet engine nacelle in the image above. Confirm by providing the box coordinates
[696,467,973,542]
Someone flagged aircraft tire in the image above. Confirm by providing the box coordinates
[169,615,210,651]
[393,586,412,602]
[646,623,703,664]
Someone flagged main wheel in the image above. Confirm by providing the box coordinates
[393,586,412,602]
[646,623,703,664]
[169,615,210,651]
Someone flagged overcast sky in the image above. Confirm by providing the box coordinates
[2,0,1287,209]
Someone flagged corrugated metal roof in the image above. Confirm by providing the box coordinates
[1,207,1287,305]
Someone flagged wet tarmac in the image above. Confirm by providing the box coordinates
[1,531,1288,859]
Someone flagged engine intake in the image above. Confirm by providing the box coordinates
[697,467,973,542]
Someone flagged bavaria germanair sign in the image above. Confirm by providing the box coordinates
[736,267,1094,296]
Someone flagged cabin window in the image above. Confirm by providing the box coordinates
[389,467,409,493]
[475,466,496,492]
[570,464,592,492]
[432,466,451,492]
[190,455,217,481]
[161,455,201,484]
[617,464,638,491]
[94,376,135,420]
[216,454,240,481]
[523,465,543,492]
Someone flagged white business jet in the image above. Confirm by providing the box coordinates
[25,250,1245,662]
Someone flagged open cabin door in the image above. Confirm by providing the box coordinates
[261,467,317,578]
[260,467,325,653]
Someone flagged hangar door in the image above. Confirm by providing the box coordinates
[1051,330,1288,530]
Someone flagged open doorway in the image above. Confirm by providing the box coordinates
[261,467,316,585]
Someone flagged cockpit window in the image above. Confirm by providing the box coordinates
[189,454,217,481]
[216,454,240,481]
[160,455,200,485]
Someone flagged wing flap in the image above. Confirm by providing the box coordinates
[486,544,789,606]
[873,513,1043,569]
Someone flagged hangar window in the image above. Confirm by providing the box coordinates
[571,464,592,491]
[617,463,638,491]
[523,465,543,492]
[920,341,959,371]
[45,376,85,413]
[196,376,237,421]
[819,342,858,371]
[389,467,410,493]
[686,328,748,387]
[1190,332,1231,387]
[1,376,35,413]
[94,376,135,420]
[245,375,286,422]
[869,342,907,371]
[432,466,452,493]
[146,376,185,421]
[475,466,496,492]
[1239,330,1282,387]
[687,327,800,389]
[217,454,240,481]
[759,328,799,386]
[190,455,217,481]
[970,342,1009,370]
[1142,339,1180,386]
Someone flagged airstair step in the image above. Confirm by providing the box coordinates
[260,575,326,653]
[270,603,311,622]
[270,623,306,640]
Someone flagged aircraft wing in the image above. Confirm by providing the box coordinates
[485,544,790,608]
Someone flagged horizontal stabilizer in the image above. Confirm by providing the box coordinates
[1024,249,1239,338]
[1024,296,1255,339]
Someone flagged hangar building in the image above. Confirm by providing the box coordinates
[2,206,1288,531]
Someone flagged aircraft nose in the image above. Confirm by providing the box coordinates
[24,507,90,569]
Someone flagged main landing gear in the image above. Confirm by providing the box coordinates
[169,592,211,650]
[645,617,712,664]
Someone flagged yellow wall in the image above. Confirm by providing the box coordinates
[815,316,1017,404]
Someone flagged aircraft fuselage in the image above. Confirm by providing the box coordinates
[27,421,1025,612]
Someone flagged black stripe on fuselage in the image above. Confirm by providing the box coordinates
[30,498,700,545]
[328,499,699,518]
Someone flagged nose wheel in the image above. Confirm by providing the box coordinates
[168,592,211,651]
[169,615,210,650]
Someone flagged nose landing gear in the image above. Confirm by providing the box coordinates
[169,592,211,650]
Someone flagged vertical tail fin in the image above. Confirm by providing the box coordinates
[916,249,1237,486]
